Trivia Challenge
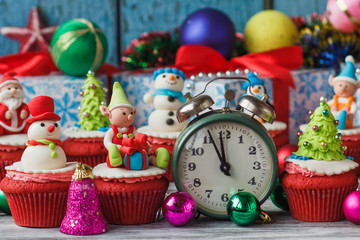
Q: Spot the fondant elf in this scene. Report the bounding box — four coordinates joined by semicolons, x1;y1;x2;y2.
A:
328;55;360;130
100;82;170;169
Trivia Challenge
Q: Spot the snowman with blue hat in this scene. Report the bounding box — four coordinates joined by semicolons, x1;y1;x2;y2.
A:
328;55;360;130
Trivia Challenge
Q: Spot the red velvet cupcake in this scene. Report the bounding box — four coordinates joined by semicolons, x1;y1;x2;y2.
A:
62;128;107;167
93;163;169;225
0;134;27;181
263;121;289;150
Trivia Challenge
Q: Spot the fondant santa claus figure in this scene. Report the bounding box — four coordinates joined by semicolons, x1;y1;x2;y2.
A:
0;72;29;135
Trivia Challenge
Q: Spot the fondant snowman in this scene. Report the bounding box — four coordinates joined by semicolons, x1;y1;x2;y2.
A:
21;96;67;170
143;67;187;132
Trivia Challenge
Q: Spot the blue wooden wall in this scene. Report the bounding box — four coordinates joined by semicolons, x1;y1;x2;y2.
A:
0;0;328;65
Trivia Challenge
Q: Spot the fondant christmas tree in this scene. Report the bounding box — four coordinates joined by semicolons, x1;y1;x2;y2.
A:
60;163;108;235
79;71;110;130
294;96;345;161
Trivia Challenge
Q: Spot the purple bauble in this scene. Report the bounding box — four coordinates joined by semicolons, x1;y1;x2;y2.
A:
180;8;235;59
344;191;360;224
162;192;197;227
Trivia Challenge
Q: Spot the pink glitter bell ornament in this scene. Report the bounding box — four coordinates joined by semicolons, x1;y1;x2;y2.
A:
60;163;108;235
343;190;360;224
162;192;197;227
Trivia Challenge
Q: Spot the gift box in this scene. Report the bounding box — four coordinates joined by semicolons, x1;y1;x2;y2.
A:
16;74;107;130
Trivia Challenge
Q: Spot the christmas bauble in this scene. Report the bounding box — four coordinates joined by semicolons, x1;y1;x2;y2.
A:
326;0;360;33
179;8;235;59
162;192;197;226
277;144;298;174
343;190;360;224
270;179;289;211
0;190;11;215
50;18;108;76
227;192;260;226
244;10;298;53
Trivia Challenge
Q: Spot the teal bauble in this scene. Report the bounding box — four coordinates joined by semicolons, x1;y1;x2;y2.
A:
0;190;11;215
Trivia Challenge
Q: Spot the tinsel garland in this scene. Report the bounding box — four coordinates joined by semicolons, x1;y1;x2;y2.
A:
294;13;360;70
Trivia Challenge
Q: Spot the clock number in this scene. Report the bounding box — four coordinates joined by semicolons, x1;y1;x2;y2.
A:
249;146;256;155
253;161;261;170
248;177;257;185
188;162;196;171
238;135;243;144
191;147;204;156
203;135;213;144
221;193;229;202
205;190;213;198
193;178;201;187
218;130;231;140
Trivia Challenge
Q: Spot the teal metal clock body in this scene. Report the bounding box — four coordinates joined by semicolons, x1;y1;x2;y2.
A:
172;109;278;219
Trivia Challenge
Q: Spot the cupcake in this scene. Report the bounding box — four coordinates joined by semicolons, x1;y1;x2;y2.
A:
138;68;188;180
62;71;109;167
0;134;28;181
0;96;77;227
281;97;358;222
263;121;289;150
93;163;169;225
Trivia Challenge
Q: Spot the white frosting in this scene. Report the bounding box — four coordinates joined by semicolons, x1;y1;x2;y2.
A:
299;124;360;135
0;134;28;146
286;157;359;175
21;145;67;170
263;121;287;131
137;125;180;139
5;161;77;173
93;163;166;179
62;127;106;138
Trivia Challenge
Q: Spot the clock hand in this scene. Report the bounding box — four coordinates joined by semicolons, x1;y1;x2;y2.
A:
219;131;231;176
207;130;231;176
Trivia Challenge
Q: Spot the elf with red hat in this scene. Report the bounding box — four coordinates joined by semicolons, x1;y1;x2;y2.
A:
0;72;30;135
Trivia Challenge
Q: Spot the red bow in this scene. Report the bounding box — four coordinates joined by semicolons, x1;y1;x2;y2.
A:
121;133;149;155
173;45;303;130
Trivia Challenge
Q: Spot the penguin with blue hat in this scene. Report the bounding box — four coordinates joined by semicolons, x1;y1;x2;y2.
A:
328;55;360;130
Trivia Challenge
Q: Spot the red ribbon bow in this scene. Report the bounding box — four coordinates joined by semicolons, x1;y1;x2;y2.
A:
173;45;303;129
121;133;149;170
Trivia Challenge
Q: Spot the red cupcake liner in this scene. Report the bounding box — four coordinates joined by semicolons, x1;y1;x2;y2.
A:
4;190;68;227
281;172;358;222
95;177;169;225
0;148;24;181
66;154;107;168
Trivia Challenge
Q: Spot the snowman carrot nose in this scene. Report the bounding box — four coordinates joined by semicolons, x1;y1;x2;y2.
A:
48;125;55;133
169;74;175;81
253;88;260;93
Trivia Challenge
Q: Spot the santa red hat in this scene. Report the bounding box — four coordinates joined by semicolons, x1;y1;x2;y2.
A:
27;96;61;124
0;72;22;89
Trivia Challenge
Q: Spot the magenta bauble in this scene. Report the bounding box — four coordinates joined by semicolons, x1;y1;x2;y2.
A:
326;0;360;33
162;192;197;227
344;190;360;224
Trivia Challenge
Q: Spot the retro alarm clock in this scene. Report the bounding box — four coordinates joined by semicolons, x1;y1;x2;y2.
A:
172;77;278;219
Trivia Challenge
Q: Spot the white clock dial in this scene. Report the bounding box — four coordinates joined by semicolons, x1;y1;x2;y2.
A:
176;121;275;217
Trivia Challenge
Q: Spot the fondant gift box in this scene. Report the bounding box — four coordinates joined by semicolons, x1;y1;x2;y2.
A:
111;67;360;144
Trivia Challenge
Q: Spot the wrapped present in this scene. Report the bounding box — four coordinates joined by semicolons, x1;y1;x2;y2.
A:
17;74;107;130
122;133;150;170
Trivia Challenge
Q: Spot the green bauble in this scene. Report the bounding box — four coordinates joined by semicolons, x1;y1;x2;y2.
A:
50;18;108;76
227;192;260;226
0;190;11;215
270;179;289;211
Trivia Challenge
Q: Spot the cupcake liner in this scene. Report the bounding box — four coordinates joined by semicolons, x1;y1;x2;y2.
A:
66;154;107;168
5;190;68;227
342;140;360;176
281;172;358;222
0;148;24;181
95;177;169;225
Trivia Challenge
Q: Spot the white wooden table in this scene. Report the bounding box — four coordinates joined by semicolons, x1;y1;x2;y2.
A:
1;183;360;239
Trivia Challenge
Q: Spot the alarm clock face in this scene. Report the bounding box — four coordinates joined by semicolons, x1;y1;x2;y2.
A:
173;114;277;219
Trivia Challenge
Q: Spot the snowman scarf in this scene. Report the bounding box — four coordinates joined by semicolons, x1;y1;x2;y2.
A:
153;89;186;103
26;139;62;159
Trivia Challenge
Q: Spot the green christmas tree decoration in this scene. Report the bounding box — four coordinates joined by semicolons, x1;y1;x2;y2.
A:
293;96;345;161
79;71;110;130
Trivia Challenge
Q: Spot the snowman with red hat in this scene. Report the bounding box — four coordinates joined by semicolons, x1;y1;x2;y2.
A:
0;72;30;135
21;96;67;170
